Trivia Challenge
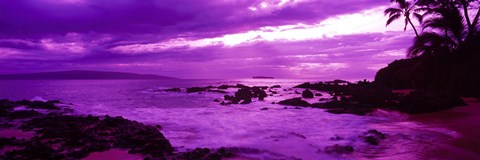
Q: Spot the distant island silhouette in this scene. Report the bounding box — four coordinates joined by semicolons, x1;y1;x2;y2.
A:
252;76;274;79
0;70;177;80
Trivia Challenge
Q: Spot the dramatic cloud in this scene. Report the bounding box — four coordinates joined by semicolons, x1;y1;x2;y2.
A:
0;0;416;79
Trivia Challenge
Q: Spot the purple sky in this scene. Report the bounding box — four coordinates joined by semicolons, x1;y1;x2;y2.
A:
0;0;416;79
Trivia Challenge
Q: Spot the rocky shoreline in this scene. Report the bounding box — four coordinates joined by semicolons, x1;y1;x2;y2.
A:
0;99;235;160
159;80;468;116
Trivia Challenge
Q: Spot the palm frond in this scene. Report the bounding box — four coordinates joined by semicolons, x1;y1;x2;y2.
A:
413;13;424;23
386;14;402;26
384;8;402;16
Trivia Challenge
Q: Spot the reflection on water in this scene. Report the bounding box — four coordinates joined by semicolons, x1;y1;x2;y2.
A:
0;79;460;159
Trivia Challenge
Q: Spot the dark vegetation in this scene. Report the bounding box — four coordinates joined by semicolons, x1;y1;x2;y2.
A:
379;0;480;97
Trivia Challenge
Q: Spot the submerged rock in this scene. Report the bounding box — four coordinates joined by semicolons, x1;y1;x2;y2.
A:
324;144;354;154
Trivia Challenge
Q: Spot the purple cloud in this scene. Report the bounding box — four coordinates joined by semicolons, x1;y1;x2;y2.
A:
0;0;415;79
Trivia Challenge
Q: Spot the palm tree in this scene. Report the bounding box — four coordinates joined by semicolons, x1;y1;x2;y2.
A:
407;32;456;57
385;0;423;37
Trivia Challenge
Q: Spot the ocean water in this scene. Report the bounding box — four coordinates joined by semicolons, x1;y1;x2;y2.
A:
0;79;460;159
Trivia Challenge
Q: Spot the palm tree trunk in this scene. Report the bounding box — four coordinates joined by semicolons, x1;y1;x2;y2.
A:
407;18;419;37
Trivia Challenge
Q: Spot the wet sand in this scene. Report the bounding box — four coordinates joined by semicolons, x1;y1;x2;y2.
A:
410;98;480;159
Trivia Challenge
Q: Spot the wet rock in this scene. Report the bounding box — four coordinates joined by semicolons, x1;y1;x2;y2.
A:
318;98;329;101
294;82;311;88
270;85;281;88
8;110;43;120
164;88;181;92
218;85;239;90
240;98;252;104
364;136;379;145
260;108;269;111
315;93;323;96
367;130;386;139
16;115;174;159
213;99;220;102
234;88;253;104
0;99;17;110
302;89;314;98
311;100;375;116
254;89;267;101
4;141;59;160
179;147;234;160
208;89;228;94
278;98;310;107
324;144;354;154
224;95;234;101
186;87;207;93
16;100;59;110
363;130;386;145
0;137;16;149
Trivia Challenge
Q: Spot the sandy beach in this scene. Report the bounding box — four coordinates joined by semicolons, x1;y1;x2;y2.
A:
410;98;480;159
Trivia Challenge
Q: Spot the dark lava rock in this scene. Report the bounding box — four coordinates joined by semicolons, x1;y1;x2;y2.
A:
251;88;267;101
363;129;386;145
397;91;465;114
311;100;375;116
208;89;228;94
294;82;311;88
186;87;207;93
8;110;43;120
4;141;60;160
224;95;234;101
233;88;253;104
294;91;301;94
367;130;386;139
260;108;269;111
213;99;221;102
16;100;59;110
324;144;354;154
278;98;310;107
179;147;234;160
364;136;379;145
302;89;314;98
164;88;181;92
270;85;281;88
0;99;17;110
0;137;16;149
315;93;323;96
14;115;174;159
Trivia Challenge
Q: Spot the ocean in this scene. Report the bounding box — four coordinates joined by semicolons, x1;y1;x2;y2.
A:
0;79;459;159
